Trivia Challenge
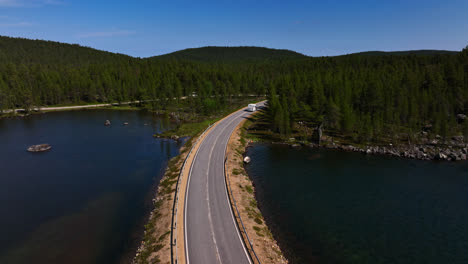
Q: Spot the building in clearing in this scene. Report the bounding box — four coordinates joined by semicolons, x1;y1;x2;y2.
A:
247;104;257;112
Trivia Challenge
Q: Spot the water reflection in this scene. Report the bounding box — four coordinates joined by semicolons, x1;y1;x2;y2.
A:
0;110;181;264
246;143;468;264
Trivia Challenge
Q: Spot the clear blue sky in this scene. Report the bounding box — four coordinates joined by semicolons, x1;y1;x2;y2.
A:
0;0;467;57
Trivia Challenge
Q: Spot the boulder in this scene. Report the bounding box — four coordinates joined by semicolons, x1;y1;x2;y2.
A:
436;152;448;160
448;152;459;160
27;144;52;152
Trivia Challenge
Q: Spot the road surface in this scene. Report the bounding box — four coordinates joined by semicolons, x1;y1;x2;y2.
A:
184;103;264;264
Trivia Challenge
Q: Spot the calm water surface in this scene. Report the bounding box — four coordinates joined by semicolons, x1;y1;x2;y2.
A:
0;110;181;264
245;143;468;264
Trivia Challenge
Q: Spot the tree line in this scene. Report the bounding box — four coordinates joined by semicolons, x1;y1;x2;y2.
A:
267;48;468;141
0;36;467;140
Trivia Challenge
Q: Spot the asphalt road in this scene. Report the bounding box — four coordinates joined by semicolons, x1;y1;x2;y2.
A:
184;103;264;264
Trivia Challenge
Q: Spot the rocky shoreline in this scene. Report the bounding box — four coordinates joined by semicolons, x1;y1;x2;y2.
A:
285;138;468;162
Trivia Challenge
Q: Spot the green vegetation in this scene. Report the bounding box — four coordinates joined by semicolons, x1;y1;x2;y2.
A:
157;96;262;137
162;118;219;137
349;50;459;57
254;217;263;225
154;46;306;63
1;35;467;145
0;36;267;114
267;47;468;143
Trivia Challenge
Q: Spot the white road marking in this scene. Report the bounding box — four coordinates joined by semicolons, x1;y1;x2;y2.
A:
222;111;253;264
184;107;258;264
205;127;225;264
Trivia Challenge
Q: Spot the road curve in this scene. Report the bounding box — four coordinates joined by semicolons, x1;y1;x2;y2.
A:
184;103;264;264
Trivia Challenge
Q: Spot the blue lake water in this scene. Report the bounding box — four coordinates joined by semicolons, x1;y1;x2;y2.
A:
245;143;468;264
0;110;181;264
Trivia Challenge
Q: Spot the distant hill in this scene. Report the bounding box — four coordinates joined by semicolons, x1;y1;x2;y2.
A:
152;46;308;63
347;50;459;57
0;36;132;66
0;36;459;65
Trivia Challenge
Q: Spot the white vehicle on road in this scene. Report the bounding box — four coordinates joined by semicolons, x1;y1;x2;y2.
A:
247;104;257;112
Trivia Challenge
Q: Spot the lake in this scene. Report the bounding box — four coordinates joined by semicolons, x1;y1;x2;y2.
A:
245;143;468;264
0;110;181;264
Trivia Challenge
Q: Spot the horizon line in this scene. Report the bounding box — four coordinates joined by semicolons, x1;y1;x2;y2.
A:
0;34;462;59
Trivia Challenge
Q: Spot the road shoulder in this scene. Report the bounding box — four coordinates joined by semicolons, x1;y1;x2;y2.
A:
225;113;288;264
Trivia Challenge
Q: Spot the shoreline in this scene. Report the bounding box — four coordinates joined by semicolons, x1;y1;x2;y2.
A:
259;139;468;162
236;109;468;263
244;109;467;162
0;104;144;119
133;115;221;264
133;135;195;264
1;101;145;115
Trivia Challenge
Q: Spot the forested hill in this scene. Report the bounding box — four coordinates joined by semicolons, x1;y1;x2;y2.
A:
348;50;459;57
1;35;467;143
0;36;132;66
152;46;307;63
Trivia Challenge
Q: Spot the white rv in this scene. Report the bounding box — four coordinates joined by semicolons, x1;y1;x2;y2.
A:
247;104;257;112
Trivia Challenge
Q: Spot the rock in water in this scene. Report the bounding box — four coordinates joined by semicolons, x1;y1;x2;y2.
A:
104;120;111;126
27;144;52;152
243;156;251;163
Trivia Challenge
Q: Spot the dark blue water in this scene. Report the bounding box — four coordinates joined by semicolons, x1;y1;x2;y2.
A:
245;143;468;264
0;110;180;264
